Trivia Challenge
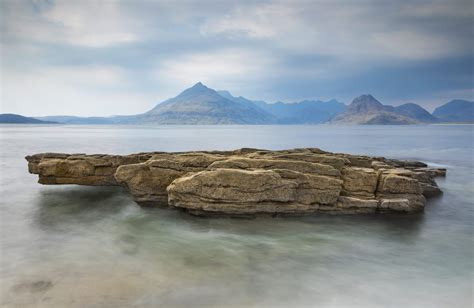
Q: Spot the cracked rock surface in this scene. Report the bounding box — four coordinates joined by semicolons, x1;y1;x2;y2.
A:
26;148;445;216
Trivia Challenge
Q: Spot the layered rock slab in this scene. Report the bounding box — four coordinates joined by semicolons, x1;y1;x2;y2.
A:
167;168;342;215
25;153;156;185
114;153;227;206
26;148;446;216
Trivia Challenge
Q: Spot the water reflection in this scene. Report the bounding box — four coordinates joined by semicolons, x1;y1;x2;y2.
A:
33;186;132;230
33;185;428;240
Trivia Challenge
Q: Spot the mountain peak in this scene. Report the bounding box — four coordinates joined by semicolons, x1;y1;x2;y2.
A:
348;94;384;113
193;81;205;88
359;94;375;99
352;94;379;104
187;81;209;91
175;82;215;98
143;82;276;124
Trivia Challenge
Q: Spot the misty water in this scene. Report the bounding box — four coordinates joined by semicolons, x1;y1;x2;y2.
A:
0;124;472;307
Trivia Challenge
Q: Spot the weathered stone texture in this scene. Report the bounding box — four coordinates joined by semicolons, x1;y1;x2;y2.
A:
26;148;445;216
341;167;378;198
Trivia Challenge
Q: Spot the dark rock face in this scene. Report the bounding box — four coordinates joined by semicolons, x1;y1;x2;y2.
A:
26;148;445;216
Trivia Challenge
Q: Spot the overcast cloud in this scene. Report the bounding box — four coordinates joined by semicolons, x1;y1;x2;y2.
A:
1;0;472;116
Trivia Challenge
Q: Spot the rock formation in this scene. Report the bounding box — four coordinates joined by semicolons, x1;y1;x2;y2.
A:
26;148;446;216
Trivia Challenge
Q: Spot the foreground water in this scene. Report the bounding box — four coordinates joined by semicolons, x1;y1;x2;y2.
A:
0;124;472;307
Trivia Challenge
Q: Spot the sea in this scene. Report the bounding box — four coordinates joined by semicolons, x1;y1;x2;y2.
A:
0;124;472;307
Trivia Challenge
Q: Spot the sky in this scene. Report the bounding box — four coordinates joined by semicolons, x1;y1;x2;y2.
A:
0;0;473;116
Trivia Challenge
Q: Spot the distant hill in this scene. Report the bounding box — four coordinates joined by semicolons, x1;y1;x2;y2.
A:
331;95;417;124
135;82;275;124
35;115;114;124
35;115;137;124
432;100;474;123
394;103;438;123
0;113;58;124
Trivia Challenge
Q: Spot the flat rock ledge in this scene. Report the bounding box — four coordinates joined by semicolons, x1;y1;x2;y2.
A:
26;148;446;216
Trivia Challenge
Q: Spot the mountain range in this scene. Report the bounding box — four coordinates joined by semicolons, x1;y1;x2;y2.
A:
2;82;473;125
218;90;346;124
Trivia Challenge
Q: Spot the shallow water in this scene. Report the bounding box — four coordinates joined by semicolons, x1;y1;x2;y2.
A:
0;124;472;307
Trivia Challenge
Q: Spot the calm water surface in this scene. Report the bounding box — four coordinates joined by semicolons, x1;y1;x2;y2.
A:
0;125;473;307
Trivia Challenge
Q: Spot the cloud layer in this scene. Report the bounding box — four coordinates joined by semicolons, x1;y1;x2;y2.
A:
1;0;472;115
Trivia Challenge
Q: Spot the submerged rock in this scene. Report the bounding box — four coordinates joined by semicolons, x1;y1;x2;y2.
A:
26;148;445;216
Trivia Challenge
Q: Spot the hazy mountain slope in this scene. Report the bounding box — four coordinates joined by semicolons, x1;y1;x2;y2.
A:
137;82;276;124
35;115;138;124
219;90;345;124
432;100;474;123
331;95;417;124
394;103;438;123
0;114;58;124
35;116;114;124
257;99;346;124
217;90;268;109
